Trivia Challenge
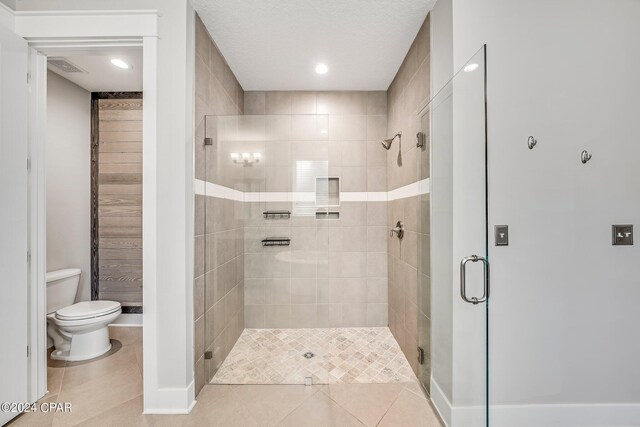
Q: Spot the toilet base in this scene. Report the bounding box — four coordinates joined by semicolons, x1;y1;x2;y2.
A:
47;310;120;362
50;325;112;362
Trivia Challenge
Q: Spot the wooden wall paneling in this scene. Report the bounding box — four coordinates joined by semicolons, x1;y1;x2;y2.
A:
91;92;143;310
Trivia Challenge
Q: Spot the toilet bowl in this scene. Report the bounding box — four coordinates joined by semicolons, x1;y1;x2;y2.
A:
46;269;122;362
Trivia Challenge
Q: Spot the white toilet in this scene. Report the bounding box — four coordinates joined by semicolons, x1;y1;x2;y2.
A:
46;268;122;362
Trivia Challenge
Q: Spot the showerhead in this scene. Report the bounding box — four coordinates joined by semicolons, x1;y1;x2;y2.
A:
381;132;402;150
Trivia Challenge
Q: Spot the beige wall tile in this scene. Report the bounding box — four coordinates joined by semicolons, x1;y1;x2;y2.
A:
329;115;367;140
367;91;388;115
245;305;265;328
265;91;293;114
265;114;293;140
290;304;318;327
330;166;367;192
244;278;265;305
367;140;388;166
264;278;291;304
367;166;387;192
329;226;367;252
292;91;317;114
195;315;205;362
342;303;368;327
244;91;265;115
367;226;388;253
329;140;366;166
367;115;387;141
329;252;367;278
367;252;388;278
195;274;205;319
291;278;317;304
367;278;388;303
265;304;291;328
330;278;367;304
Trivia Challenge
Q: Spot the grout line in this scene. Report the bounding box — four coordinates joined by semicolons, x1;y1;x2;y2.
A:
269;385;322;426
375;387;406;427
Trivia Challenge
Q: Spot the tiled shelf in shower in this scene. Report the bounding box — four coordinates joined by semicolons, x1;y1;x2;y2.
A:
315;211;340;220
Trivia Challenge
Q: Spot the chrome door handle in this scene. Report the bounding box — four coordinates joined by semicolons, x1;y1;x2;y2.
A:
460;255;489;304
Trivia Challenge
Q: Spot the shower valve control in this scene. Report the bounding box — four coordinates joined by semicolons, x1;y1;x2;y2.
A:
390;221;404;239
612;225;633;246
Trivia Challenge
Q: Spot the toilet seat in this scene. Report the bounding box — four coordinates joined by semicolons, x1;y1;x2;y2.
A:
55;301;121;321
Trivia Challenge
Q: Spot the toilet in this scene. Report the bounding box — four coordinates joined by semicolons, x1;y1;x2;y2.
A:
46;268;121;362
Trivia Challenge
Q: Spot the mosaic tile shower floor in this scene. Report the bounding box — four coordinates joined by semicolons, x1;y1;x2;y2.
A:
211;327;416;385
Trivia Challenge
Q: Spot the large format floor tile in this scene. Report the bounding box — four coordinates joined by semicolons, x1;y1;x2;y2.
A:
8;326;442;427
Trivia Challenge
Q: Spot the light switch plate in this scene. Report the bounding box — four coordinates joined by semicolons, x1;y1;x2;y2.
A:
495;225;509;246
612;224;633;245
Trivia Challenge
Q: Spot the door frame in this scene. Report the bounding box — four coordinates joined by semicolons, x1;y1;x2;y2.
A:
0;5;160;404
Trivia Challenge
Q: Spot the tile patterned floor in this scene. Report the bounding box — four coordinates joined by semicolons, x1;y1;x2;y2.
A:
9;326;443;427
211;327;416;385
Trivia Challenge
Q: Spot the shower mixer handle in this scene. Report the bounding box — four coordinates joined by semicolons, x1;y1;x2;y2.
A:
390;221;404;239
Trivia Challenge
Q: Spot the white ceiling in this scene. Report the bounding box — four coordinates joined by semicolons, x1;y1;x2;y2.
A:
191;0;435;91
47;50;143;93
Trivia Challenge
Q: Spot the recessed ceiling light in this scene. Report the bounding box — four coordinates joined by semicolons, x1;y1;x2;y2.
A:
110;58;130;69
464;63;479;72
315;63;328;75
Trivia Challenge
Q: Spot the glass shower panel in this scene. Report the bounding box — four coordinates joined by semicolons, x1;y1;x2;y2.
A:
204;114;333;385
420;45;489;426
203;114;252;383
417;108;432;393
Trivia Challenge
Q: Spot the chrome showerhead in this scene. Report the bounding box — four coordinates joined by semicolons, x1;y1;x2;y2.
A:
381;132;402;150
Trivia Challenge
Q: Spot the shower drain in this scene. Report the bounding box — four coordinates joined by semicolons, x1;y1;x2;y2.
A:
303;351;315;359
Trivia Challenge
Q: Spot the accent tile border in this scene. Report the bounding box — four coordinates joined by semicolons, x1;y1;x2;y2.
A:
194;178;429;202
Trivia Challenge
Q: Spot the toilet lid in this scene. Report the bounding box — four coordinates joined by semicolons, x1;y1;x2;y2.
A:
56;301;121;321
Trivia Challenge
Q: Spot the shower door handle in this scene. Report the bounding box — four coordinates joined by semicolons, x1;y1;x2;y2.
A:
459;255;489;304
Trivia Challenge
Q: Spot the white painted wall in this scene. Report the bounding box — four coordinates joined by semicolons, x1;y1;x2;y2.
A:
451;0;640;424
429;0;452;96
46;70;91;303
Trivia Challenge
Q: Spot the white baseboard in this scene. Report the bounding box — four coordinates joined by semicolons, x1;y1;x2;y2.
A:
490;402;640;427
143;380;196;415
430;377;640;427
430;378;452;427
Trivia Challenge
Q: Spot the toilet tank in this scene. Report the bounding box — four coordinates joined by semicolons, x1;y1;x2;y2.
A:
46;268;81;314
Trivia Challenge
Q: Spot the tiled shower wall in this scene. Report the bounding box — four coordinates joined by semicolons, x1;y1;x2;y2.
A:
194;15;245;395
386;15;431;375
242;91;389;329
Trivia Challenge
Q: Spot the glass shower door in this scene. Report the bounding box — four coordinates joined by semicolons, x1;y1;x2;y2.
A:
420;46;489;426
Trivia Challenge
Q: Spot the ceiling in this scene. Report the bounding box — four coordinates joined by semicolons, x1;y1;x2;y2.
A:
191;0;435;91
47;50;143;93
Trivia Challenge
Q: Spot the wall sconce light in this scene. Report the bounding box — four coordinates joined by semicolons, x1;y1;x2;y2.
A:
231;152;261;166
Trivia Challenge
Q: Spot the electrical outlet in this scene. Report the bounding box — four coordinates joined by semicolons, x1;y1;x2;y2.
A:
612;225;633;246
495;225;509;246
